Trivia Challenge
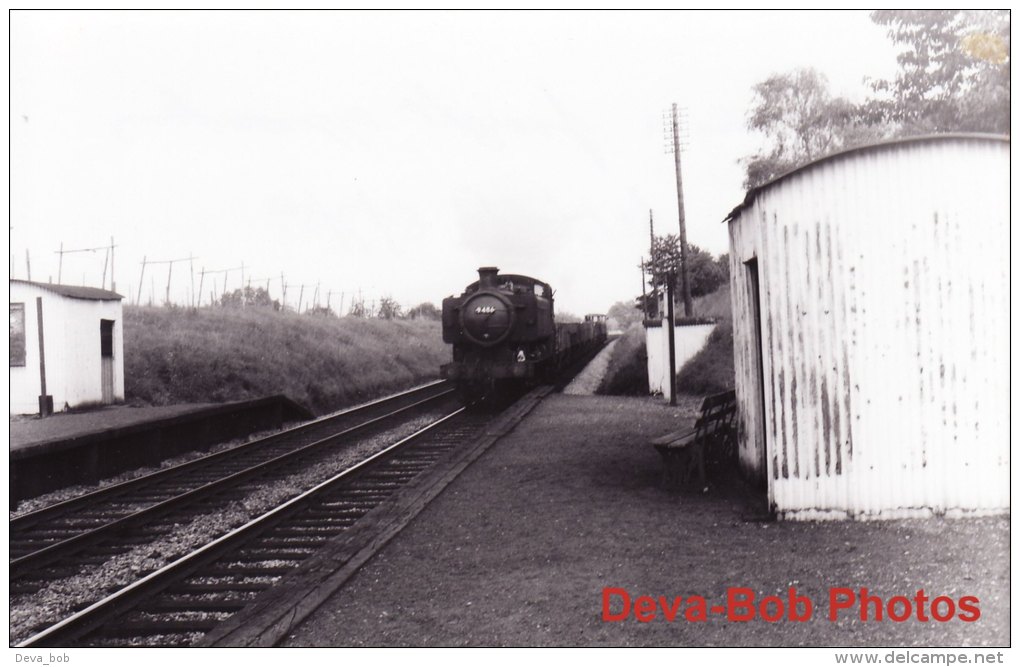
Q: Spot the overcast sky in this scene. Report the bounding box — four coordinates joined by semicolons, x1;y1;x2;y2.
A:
10;10;901;315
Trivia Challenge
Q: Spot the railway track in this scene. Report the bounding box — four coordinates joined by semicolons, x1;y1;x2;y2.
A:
10;382;455;596
17;407;492;647
12;347;605;647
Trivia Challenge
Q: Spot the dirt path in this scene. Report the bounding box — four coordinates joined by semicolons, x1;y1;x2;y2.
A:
563;339;618;395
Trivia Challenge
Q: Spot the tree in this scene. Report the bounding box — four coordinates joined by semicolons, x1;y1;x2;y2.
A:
742;68;882;188
607;301;643;330
646;234;683;289
686;245;728;298
377;296;402;320
740;12;1010;190
219;286;280;310
643;236;728;317
866;10;1009;134
716;253;730;283
348;299;368;318
408;302;441;320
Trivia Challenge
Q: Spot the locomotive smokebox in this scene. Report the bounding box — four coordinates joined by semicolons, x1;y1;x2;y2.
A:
477;266;499;289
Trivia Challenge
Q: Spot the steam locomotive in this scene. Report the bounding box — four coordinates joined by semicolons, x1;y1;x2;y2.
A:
441;267;607;401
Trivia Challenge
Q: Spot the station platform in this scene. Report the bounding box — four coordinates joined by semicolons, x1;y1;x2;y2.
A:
10;396;312;503
11;403;217;452
282;393;1009;647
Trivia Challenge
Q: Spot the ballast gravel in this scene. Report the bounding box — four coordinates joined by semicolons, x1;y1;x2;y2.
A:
9;412;445;645
10;425;293;519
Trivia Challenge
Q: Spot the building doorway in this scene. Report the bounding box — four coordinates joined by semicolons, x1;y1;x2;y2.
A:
100;319;114;404
745;259;768;490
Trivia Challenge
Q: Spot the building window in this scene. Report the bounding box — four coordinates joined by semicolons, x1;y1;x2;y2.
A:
10;303;26;367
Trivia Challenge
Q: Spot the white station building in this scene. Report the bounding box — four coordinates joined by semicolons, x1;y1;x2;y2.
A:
10;280;125;415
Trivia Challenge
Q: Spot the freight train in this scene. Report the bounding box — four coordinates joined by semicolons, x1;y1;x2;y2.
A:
441;267;607;401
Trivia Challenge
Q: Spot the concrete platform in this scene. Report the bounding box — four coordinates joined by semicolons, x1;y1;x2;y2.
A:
10;396;312;502
281;393;1009;648
10;403;218;452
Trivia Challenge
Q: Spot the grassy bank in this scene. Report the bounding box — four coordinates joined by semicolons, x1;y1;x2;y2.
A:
595;324;648;395
675;285;734;394
675;319;735;394
597;285;735;396
124;306;449;415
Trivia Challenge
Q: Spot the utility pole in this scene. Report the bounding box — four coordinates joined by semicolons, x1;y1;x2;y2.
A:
137;256;147;306
101;247;109;289
55;241;118;289
649;208;656;252
25;249;31;281
110;236;116;292
666;269;677;406
197;265;241;306
141;256;195;306
648;209;657;318
670;103;693;316
165;262;173;305
639;258;648;320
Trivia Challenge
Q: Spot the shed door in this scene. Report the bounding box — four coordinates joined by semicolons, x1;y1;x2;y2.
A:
100;319;114;404
745;259;768;489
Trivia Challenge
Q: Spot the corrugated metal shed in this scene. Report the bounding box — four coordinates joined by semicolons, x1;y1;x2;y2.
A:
726;134;1008;519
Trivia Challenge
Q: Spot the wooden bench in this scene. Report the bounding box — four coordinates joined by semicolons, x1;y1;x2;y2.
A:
651;389;737;489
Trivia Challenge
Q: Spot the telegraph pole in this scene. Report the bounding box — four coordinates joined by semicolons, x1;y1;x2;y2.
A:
666;269;677;406
55;241;117;287
137;256;147;306
639;258;648;320
648;209;657;317
101;248;109;289
671;103;693;316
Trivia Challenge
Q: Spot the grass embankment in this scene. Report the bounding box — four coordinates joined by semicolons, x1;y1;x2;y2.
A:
596;324;649;395
675;320;734;395
597;285;734;396
124;306;449;415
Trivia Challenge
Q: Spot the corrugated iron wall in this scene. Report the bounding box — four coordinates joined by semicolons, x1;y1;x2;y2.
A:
728;136;1009;519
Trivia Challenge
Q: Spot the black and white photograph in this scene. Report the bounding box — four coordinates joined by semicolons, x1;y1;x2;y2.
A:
7;9;1010;658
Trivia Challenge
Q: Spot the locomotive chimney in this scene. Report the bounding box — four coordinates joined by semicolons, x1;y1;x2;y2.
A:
477;266;499;289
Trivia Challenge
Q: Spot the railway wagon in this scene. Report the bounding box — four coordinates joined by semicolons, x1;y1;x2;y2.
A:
441;267;605;400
